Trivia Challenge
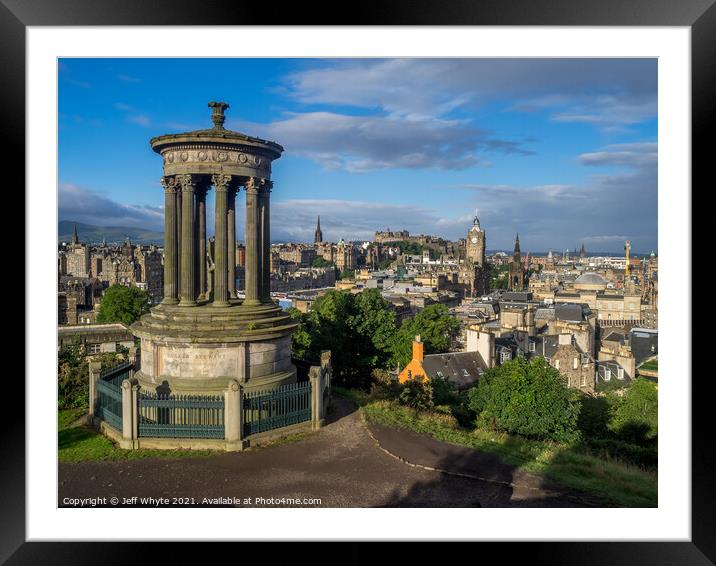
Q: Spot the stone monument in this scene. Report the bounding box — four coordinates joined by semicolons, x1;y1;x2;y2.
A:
131;102;298;394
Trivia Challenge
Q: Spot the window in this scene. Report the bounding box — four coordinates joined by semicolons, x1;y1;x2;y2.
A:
604;368;611;381
580;374;586;387
554;359;560;370
618;368;624;380
573;357;578;369
529;341;535;352
88;343;101;354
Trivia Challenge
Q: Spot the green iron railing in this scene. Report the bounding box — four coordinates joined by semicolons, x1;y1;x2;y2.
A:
243;381;312;436
96;378;122;431
137;391;225;439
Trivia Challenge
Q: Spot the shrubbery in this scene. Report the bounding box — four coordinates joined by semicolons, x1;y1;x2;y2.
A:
58;342;127;409
397;377;434;410
577;378;658;468
468;357;581;443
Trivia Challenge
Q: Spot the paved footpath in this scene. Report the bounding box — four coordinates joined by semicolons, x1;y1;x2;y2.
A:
59;397;596;508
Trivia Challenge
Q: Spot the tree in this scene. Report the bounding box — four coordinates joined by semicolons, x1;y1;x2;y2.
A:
390;303;461;369
96;285;152;325
377;258;394;270
288;289;397;389
353;289;398;370
608;378;658;444
488;262;509;290
468;357;581;443
312;257;334;268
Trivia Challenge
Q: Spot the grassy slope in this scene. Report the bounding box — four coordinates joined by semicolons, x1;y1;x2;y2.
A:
334;387;657;508
58;409;214;462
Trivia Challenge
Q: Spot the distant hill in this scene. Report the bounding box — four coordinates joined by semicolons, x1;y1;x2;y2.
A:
58;221;163;245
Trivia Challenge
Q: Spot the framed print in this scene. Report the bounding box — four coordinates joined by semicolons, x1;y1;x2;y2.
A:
6;0;708;562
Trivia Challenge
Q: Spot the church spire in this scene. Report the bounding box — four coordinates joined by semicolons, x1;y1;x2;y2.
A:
71;224;79;245
314;215;323;244
513;233;521;256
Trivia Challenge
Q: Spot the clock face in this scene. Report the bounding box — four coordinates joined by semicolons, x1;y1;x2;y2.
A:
471;237;478;244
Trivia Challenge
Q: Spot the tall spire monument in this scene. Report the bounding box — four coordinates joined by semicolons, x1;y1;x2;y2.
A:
314;215;323;244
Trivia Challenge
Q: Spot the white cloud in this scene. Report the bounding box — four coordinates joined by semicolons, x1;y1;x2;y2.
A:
59;183;163;230
236;111;531;172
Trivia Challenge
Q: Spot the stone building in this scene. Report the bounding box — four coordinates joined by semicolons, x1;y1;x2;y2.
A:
457;217;489;298
65;225;90;278
335;238;357;272
276;243;317;267
58;322;135;353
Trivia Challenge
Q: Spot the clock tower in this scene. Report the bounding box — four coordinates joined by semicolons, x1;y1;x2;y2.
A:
466;216;486;267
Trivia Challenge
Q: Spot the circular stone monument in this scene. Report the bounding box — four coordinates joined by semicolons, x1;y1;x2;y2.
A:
131;102;298;394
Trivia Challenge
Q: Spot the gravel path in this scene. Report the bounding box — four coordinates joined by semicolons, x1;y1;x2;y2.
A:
59;397;592;508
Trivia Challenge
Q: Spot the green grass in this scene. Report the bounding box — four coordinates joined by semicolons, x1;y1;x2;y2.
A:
639;359;658;371
337;392;657;508
58;409;216;462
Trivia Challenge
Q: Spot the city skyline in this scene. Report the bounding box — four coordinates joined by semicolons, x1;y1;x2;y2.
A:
59;58;658;252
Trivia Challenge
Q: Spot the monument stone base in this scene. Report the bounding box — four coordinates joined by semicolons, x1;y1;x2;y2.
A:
131;301;298;395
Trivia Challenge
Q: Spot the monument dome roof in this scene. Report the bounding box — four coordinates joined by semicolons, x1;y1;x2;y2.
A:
575;272;607;285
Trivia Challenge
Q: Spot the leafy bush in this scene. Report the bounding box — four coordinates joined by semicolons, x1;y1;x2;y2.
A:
468;357;581;443
608;378;658;443
429;377;459;406
397;377;434;411
369;369;402;401
58;343;127;409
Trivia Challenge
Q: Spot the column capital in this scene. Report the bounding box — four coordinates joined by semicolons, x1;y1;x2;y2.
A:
245;176;269;194
161;176;178;194
212;173;234;192
176;173;199;193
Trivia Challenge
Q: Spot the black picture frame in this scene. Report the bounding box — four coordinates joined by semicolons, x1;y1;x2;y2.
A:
5;0;705;562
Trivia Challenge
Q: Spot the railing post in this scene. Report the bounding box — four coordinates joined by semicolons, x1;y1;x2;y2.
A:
309;366;324;430
88;361;102;419
131;381;140;449
121;379;134;449
224;380;244;451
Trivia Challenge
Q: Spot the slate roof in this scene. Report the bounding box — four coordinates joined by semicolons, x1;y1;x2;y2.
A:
554;303;584;322
630;328;658;364
422;351;487;390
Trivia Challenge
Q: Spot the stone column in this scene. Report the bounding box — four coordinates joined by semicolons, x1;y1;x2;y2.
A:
197;185;207;300
161;176;179;305
244;177;261;306
212;174;232;307
177;174;197;306
258;180;273;303
176;188;182;292
227;186;237;299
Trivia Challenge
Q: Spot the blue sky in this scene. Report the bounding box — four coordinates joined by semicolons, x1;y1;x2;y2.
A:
58;58;657;253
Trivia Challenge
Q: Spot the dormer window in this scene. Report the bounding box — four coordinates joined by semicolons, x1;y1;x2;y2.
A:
604;368;611;381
